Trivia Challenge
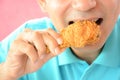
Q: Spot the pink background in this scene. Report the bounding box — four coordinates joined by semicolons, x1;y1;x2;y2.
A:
0;0;46;41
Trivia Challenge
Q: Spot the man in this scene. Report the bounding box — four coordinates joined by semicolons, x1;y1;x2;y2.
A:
0;0;120;80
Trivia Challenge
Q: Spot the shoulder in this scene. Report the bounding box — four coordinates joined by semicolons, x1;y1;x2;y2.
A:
0;17;55;60
115;15;120;27
24;17;55;30
114;15;120;35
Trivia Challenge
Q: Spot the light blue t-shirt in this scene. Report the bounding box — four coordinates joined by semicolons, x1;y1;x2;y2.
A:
0;16;120;80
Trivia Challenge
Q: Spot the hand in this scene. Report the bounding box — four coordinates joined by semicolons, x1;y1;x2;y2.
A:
3;28;64;79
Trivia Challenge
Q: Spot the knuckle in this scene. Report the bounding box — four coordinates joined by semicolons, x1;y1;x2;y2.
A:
47;28;52;32
43;31;49;36
38;49;46;54
13;39;21;44
33;31;40;37
25;44;34;53
11;39;21;48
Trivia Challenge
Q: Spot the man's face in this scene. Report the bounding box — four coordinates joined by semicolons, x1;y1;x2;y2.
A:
40;0;120;51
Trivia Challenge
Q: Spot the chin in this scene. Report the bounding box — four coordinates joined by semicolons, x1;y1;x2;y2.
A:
71;39;105;53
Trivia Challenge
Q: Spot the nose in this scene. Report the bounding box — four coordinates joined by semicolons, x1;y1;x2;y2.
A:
72;0;96;11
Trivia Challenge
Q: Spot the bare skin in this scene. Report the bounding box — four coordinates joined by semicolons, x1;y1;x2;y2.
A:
0;0;120;79
0;28;64;79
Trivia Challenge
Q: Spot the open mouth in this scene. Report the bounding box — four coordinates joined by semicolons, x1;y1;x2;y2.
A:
95;18;103;25
68;18;103;25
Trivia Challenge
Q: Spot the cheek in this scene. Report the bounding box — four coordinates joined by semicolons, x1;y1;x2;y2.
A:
105;0;119;15
103;0;119;28
46;1;66;16
98;1;120;47
46;0;71;19
46;2;64;24
46;1;70;31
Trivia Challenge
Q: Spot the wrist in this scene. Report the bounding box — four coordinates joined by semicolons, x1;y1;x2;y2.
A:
0;63;18;80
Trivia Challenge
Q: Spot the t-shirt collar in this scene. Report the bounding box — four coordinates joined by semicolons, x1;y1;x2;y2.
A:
58;48;82;66
57;16;120;67
57;22;120;68
93;25;120;67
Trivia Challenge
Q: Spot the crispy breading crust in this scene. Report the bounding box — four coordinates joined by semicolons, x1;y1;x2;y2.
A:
47;20;101;53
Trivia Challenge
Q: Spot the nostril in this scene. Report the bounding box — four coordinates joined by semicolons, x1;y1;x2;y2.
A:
68;21;74;25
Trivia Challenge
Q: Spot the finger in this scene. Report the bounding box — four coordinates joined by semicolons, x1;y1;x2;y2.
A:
46;28;63;44
29;31;46;56
54;46;66;54
42;32;59;54
17;28;33;42
34;50;57;68
18;28;46;57
11;39;38;63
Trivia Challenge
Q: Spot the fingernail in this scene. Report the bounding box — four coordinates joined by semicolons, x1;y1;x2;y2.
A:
57;38;63;44
55;47;60;55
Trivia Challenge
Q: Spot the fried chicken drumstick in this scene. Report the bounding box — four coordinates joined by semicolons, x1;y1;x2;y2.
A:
47;20;101;53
